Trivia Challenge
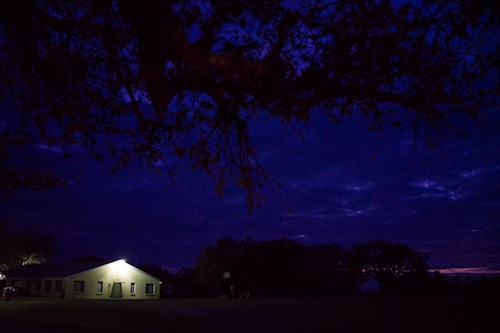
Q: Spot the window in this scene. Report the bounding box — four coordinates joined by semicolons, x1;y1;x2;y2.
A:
55;280;63;292
73;280;85;293
145;283;155;295
35;280;41;292
97;281;103;294
45;280;52;292
130;283;136;295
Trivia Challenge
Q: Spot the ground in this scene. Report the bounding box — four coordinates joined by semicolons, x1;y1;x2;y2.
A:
0;296;498;332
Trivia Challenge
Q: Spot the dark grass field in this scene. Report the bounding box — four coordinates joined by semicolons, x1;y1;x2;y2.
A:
0;296;499;333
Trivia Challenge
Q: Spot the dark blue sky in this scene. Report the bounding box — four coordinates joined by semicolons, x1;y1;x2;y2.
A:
1;109;499;273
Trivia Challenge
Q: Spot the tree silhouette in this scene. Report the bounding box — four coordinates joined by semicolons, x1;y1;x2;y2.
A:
344;240;430;294
1;0;498;209
195;237;346;297
0;227;56;271
195;237;249;295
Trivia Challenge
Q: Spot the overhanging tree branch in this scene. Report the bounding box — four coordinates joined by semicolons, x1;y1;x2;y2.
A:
0;0;498;211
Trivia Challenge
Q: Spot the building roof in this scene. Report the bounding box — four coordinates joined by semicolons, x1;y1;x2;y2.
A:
4;259;161;281
5;261;108;279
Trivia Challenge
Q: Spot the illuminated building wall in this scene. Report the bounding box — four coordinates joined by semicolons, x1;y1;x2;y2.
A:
5;259;161;300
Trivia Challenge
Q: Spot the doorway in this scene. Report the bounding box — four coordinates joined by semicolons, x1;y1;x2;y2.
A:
110;282;123;298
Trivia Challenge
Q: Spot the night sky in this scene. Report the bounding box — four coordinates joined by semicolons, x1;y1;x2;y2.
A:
2;107;499;274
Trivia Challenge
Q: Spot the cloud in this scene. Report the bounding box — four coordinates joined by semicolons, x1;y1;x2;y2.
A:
2;107;499;272
37;144;63;153
434;267;500;275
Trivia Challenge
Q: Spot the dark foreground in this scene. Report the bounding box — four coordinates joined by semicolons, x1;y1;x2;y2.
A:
0;296;498;333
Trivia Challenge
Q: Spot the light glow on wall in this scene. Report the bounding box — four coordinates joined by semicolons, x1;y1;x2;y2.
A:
106;259;131;282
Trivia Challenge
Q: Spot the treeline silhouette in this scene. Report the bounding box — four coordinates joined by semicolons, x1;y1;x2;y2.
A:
140;237;500;298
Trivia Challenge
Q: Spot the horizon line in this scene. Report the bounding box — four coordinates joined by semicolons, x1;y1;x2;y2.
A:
431;267;500;276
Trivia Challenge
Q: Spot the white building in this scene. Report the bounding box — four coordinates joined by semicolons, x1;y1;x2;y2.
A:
4;259;161;299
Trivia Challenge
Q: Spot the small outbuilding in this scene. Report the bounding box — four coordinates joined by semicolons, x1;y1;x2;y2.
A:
4;259;161;299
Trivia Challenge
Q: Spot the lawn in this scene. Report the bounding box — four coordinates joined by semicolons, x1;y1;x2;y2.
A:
0;296;498;333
